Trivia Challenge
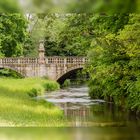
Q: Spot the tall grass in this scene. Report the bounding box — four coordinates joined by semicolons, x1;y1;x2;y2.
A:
0;78;60;97
0;78;65;126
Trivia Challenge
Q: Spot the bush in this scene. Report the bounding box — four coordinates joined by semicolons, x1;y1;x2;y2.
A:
27;85;45;97
62;79;71;88
43;82;60;91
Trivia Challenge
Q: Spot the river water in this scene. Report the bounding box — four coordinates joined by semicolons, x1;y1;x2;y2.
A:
43;86;140;139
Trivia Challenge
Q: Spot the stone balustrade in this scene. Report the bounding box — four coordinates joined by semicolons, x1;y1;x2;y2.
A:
0;57;88;65
46;57;88;64
0;58;39;64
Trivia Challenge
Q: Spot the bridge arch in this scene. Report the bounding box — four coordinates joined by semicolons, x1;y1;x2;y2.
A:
56;66;84;84
0;66;25;78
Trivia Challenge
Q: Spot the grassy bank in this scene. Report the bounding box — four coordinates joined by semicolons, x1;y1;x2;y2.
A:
0;78;65;126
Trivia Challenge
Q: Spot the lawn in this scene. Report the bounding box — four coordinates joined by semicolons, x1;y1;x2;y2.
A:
0;78;65;126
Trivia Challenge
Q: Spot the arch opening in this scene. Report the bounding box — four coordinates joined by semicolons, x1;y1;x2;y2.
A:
57;68;89;85
0;67;24;78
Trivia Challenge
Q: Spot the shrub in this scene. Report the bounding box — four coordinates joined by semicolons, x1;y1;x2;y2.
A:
62;79;71;88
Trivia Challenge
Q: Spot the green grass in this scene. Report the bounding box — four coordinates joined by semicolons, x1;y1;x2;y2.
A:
0;78;65;127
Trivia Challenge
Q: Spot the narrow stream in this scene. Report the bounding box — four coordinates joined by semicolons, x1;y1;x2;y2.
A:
44;86;140;127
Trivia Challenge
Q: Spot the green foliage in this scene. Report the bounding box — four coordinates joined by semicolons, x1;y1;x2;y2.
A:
26;13;127;57
23;0;139;13
88;14;140;112
27;85;45;97
0;14;29;57
55;14;93;56
62;79;71;88
23;35;35;57
43;81;60;92
29;14;94;56
0;0;20;13
65;0;139;13
30;13;130;57
0;68;23;78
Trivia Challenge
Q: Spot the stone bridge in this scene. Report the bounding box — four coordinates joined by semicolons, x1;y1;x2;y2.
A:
0;42;88;83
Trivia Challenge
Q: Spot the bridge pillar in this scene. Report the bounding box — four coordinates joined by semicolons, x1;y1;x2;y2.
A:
38;40;47;77
38;40;45;64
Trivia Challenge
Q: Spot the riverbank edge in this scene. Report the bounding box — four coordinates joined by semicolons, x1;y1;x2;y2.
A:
89;87;140;117
0;78;66;126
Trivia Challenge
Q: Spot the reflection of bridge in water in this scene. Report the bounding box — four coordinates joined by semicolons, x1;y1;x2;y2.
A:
0;41;88;83
60;103;92;126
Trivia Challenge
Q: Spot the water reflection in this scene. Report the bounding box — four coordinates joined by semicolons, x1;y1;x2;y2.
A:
44;86;140;127
0;127;140;140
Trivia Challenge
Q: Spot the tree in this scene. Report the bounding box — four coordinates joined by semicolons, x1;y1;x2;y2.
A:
29;14;92;57
88;14;140;111
0;14;28;57
44;14;94;56
0;0;20;13
67;0;138;13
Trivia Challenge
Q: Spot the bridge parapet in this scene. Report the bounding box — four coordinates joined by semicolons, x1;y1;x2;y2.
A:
0;57;88;65
46;57;88;64
0;58;39;65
